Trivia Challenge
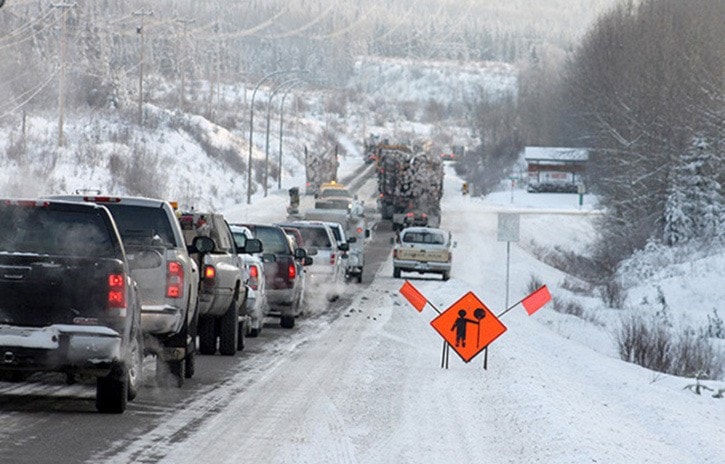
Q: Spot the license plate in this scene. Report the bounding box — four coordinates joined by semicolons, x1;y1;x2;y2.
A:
415;262;430;270
0;325;60;349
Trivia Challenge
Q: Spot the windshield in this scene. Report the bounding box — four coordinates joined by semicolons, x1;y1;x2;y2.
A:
250;226;290;254
103;204;176;248
402;231;445;245
0;206;116;257
295;226;332;248
320;189;352;199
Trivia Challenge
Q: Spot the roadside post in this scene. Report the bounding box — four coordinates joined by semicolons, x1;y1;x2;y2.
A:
577;182;586;208
496;212;519;369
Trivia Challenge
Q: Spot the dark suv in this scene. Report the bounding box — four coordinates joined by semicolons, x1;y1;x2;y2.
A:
236;224;307;329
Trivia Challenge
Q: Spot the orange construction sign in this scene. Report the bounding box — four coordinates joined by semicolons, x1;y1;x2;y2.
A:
430;291;506;363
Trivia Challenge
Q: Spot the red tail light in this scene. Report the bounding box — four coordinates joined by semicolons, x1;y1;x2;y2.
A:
393;249;398;259
203;265;217;286
166;261;184;298
4;200;49;207
83;196;121;203
288;263;296;279
330;253;336;265
108;273;127;317
406;212;413;217
356;227;363;234
249;265;259;290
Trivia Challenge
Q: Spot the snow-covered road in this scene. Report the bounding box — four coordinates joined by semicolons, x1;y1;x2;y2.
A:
106;167;724;463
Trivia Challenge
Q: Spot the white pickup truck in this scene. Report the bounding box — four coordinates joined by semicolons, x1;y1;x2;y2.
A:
392;226;454;281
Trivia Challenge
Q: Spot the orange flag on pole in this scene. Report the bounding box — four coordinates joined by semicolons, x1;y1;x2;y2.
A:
399;280;428;312
521;285;551;315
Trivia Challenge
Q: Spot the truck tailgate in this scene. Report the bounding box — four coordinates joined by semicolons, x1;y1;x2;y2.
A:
397;247;449;262
0;255;125;327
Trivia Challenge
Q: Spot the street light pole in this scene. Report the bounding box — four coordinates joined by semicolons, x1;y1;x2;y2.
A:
265;78;301;197
278;82;302;190
247;69;304;205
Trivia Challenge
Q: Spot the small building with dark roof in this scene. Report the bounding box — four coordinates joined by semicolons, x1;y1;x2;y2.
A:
524;147;589;193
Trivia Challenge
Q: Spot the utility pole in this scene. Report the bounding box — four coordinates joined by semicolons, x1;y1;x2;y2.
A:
134;9;153;126
52;3;74;147
176;18;195;107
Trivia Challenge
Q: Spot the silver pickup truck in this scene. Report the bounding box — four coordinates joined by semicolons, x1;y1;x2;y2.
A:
179;212;258;355
50;195;200;386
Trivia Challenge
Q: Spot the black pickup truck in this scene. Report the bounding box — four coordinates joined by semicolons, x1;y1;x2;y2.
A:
0;199;143;413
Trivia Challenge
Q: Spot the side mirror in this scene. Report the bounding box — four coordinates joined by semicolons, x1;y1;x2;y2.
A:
347;237;357;243
192;236;215;254
294;247;307;259
338;242;349;251
303;257;314;266
240;238;263;254
365;229;371;238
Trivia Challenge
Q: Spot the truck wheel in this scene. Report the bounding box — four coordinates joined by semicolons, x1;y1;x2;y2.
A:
219;300;239;356
198;316;217;355
96;365;128;414
167;359;184;387
442;271;450;281
357;269;363;283
248;327;260;337
393;267;401;278
280;315;295;329
126;331;143;401
184;310;197;379
236;319;246;351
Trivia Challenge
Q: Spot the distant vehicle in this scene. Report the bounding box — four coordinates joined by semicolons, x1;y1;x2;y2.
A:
376;145;444;231
440;152;456;161
393;226;454;281
236;224;307;329
178;212;248;355
0;199;143;413
276;220;347;300
49;195;199;386
229;225;268;338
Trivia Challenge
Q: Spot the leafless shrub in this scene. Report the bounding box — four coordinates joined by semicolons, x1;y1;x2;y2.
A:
124;146;167;198
560;276;592;295
615;313;724;379
551;296;584;318
527;274;543;293
599;277;626;309
5;134;26;163
325;94;347;117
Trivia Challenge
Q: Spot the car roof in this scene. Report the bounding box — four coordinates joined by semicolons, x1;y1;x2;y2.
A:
48;194;170;208
401;226;447;234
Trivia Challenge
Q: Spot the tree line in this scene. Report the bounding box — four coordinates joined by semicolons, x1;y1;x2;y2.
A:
461;0;723;271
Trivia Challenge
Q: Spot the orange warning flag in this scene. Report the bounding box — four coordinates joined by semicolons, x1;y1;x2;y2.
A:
521;285;551;315
399;281;428;312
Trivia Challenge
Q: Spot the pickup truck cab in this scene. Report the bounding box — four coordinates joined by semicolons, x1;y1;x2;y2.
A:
393;226;454;281
0;199;143;413
49;195;199;386
179;212;246;355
